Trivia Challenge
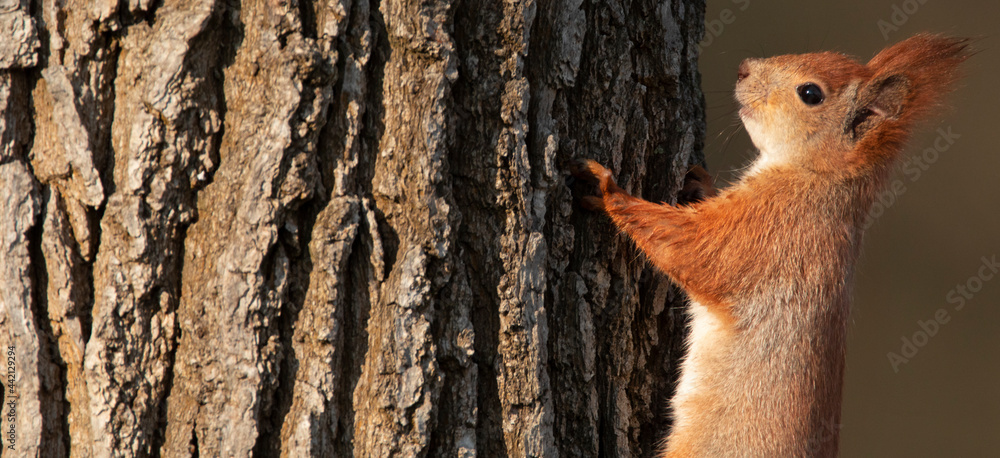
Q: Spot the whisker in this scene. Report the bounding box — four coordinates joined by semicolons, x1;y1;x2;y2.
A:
719;124;743;157
708;106;741;124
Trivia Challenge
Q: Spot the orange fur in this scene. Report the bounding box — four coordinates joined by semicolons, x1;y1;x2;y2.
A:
573;34;969;456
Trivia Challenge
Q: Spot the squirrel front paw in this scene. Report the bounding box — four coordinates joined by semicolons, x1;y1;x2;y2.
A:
679;165;718;205
570;159;622;211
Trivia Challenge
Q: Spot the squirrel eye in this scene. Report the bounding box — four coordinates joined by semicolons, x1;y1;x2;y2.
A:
796;83;825;105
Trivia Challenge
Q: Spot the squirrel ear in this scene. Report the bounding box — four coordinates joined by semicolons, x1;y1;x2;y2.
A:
861;75;910;118
847;34;969;140
846;74;910;140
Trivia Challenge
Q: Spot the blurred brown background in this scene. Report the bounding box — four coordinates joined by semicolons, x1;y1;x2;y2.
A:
698;0;1000;455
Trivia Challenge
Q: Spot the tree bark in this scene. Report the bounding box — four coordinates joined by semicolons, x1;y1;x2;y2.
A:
0;0;706;456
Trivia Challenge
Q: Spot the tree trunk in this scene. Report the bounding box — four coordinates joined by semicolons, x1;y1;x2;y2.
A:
0;0;706;456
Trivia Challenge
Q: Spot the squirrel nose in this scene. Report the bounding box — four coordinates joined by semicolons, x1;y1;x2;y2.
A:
737;60;751;82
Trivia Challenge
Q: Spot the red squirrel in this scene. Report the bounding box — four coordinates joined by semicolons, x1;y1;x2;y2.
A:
573;34;969;456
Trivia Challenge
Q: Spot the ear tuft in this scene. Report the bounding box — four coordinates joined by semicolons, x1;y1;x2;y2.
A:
865;33;971;125
845;34;970;167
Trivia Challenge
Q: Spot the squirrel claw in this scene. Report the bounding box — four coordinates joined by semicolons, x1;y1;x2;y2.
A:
570;159;618;196
570;159;604;183
570;159;612;211
571;159;619;211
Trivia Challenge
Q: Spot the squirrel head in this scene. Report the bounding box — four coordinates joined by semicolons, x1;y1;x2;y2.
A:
736;34;970;176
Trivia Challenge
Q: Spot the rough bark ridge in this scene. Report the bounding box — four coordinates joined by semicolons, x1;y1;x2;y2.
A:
0;0;706;456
